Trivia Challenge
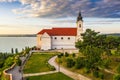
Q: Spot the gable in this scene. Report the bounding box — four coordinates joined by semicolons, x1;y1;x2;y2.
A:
41;32;50;38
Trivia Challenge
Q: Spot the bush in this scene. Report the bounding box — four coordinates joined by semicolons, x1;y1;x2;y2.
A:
47;64;55;71
116;64;120;74
60;53;64;56
84;68;90;74
102;59;111;68
98;72;104;79
75;57;84;69
17;58;22;66
72;53;76;57
113;74;120;80
57;54;62;58
66;58;75;68
3;57;14;67
65;52;69;57
93;71;99;78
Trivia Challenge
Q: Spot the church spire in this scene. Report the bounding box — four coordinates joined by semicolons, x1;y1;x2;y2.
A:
77;11;83;22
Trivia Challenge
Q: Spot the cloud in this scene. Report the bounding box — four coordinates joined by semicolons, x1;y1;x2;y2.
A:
1;0;120;18
0;0;17;2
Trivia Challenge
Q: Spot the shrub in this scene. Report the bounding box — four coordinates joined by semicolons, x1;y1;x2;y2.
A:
17;58;22;66
75;57;84;69
84;68;90;74
57;54;62;58
113;74;120;80
3;57;14;67
66;58;75;68
93;71;99;78
65;52;69;57
98;72;104;79
60;53;64;56
116;64;120;74
72;53;76;57
102;59;111;68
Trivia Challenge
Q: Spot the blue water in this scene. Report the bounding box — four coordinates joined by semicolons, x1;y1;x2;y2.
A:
0;37;36;53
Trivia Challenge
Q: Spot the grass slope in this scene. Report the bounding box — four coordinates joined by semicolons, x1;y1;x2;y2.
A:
26;72;73;80
23;53;54;73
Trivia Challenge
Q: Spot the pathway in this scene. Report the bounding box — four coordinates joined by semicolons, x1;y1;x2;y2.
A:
23;71;58;77
7;66;22;80
49;56;91;80
7;53;30;80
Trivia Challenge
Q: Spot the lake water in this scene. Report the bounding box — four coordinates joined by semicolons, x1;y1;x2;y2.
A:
0;37;36;53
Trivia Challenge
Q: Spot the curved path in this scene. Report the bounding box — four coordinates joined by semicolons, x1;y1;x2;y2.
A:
48;56;91;80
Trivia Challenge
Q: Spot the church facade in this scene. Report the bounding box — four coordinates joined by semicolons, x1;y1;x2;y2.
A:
37;12;83;50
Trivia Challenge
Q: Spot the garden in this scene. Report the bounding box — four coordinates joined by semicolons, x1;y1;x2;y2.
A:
57;29;120;80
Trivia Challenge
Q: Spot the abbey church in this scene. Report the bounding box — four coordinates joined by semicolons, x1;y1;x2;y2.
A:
37;12;83;50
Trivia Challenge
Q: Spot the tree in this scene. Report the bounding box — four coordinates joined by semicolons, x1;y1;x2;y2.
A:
116;64;120;74
66;58;75;68
11;48;14;54
75;57;84;69
15;48;18;54
65;52;69;57
113;74;120;80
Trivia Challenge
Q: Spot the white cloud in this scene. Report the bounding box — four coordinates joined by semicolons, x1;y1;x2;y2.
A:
0;0;17;2
0;0;120;18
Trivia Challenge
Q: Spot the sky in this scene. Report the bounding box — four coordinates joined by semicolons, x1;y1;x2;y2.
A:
0;0;120;34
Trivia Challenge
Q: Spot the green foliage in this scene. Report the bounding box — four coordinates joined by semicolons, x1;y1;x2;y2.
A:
57;54;62;58
60;53;64;56
102;59;111;68
75;57;84;69
57;53;64;58
0;61;4;68
116;64;120;74
84;68;90;74
3;57;14;68
16;58;22;66
113;74;120;80
66;58;75;68
11;48;14;54
15;48;18;54
65;52;69;57
72;53;76;57
93;71;99;78
98;72;104;79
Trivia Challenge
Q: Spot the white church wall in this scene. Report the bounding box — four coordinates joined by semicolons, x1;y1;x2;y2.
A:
37;34;42;48
51;36;76;49
41;33;51;50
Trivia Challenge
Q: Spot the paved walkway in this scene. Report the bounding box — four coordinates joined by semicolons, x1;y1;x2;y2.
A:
7;66;22;80
48;56;91;80
23;71;58;77
7;54;29;80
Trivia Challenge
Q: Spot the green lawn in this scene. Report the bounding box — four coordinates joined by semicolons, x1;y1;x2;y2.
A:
26;72;73;80
23;53;55;73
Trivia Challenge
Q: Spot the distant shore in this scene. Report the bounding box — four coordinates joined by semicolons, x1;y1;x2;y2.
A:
0;34;36;37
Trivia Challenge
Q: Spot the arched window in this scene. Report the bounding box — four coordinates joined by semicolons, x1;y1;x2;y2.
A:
79;24;81;28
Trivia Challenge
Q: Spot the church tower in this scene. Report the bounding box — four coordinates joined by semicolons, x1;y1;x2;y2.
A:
76;12;83;41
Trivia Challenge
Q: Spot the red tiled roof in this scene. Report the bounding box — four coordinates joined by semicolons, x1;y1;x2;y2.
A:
37;28;77;36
